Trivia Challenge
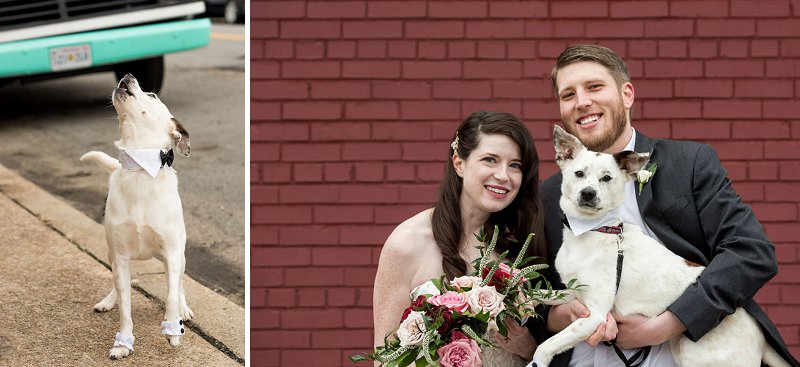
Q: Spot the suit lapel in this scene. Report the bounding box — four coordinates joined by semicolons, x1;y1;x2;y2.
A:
634;131;706;264
634;132;671;244
634;131;655;210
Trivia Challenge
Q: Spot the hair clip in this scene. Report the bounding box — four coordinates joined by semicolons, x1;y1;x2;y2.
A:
450;135;459;152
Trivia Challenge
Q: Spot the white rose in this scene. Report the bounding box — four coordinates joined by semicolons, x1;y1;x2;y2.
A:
467;285;505;317
637;169;652;183
410;281;441;301
397;311;427;346
450;276;483;290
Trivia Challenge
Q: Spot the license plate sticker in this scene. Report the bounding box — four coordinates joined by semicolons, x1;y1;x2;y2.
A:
50;44;92;71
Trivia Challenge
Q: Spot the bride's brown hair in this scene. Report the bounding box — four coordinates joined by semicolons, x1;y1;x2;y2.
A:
432;110;546;279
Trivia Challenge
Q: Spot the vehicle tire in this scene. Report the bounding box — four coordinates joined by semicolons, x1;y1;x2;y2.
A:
113;56;164;93
224;0;243;24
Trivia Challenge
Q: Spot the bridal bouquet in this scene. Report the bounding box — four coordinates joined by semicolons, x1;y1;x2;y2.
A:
350;226;579;367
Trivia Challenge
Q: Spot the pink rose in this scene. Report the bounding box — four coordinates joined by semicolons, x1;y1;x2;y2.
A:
428;291;470;313
467;285;505;317
437;332;482;367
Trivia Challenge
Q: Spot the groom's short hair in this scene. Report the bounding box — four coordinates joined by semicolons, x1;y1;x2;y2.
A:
550;44;631;95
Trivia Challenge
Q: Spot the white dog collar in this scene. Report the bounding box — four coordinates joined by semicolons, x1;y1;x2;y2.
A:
564;207;623;236
161;317;185;336
119;149;177;178
113;332;135;351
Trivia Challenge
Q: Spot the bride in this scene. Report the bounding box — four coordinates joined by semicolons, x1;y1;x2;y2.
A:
372;111;548;366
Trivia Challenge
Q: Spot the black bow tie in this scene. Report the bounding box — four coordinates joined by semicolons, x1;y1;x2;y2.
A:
160;149;174;167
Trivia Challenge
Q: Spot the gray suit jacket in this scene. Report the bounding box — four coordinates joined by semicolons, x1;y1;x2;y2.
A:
538;131;798;366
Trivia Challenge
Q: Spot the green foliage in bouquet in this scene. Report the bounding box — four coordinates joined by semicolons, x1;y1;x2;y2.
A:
472;226;582;339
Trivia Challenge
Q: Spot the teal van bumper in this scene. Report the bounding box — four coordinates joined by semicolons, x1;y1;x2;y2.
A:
0;18;211;78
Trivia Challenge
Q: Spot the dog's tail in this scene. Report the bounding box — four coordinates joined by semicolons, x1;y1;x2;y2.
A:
763;343;791;367
80;151;120;173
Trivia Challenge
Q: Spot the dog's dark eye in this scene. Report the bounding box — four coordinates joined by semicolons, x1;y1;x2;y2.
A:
601;175;612;182
575;171;584;178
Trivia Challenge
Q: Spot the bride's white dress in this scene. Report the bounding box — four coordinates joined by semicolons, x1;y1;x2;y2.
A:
411;281;528;367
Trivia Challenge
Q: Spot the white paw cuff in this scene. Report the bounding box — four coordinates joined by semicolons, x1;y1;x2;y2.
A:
114;332;135;351
161;317;185;336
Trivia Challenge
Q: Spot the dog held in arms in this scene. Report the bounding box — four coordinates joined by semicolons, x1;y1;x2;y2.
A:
81;74;193;359
529;126;786;367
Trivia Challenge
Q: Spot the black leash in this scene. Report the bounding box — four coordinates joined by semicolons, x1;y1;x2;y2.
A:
589;222;625;295
563;215;653;367
603;339;652;367
597;222;652;367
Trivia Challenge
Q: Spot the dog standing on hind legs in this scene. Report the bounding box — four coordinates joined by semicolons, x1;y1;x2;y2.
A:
528;126;788;367
81;74;194;359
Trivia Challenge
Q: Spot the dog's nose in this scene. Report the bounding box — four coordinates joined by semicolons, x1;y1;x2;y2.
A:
119;73;136;86
580;188;596;201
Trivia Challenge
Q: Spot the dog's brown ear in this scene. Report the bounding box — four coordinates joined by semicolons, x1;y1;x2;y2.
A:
553;125;584;168
614;151;649;179
171;118;191;157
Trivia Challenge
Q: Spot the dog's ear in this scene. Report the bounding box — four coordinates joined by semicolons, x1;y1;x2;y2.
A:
614;151;650;179
553;125;584;167
170;118;191;157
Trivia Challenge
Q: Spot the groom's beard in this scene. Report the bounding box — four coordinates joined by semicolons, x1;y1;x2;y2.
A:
565;96;628;153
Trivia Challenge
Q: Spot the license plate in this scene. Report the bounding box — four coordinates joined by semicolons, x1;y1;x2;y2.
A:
50;44;92;71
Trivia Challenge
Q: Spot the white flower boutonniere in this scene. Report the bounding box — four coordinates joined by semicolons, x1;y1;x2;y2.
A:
637;163;657;196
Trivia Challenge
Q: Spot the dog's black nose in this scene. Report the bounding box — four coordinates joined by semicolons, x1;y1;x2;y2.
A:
580;188;596;201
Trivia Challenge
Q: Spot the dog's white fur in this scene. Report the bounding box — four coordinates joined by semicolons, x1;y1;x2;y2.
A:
81;74;193;360
530;126;786;367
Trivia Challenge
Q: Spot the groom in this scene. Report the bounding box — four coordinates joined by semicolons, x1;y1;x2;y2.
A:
536;44;798;367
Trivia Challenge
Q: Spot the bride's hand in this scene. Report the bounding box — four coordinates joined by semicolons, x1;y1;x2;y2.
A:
493;317;537;362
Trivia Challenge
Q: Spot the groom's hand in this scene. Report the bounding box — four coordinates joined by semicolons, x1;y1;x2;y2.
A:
614;311;685;349
546;300;588;332
547;300;617;346
587;313;618;347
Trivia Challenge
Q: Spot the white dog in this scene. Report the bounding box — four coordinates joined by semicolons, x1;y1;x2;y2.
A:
529;126;786;367
81;74;193;359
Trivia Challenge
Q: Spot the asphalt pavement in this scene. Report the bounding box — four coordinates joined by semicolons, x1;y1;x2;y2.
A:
0;162;245;366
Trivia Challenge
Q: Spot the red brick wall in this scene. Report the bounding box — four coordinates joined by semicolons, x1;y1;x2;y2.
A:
250;1;800;365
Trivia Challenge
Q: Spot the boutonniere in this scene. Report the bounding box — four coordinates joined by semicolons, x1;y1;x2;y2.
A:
636;163;657;196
